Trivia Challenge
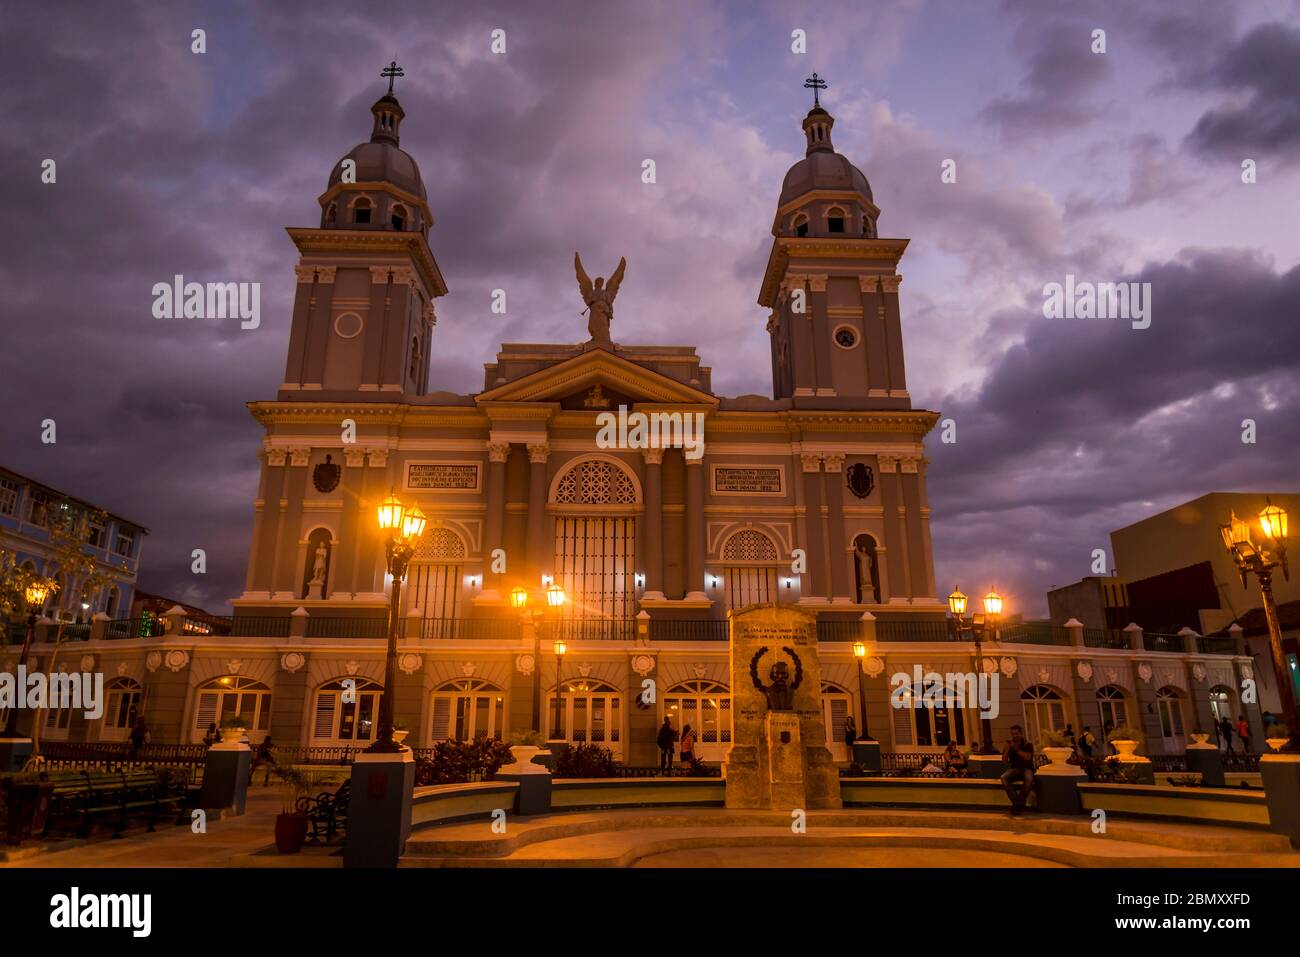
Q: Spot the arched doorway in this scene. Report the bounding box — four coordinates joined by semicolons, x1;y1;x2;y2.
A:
192;676;272;744
545;678;623;757
430;678;505;743
1020;685;1069;744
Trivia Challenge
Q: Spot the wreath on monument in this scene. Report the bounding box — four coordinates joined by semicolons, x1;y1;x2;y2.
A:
749;645;803;711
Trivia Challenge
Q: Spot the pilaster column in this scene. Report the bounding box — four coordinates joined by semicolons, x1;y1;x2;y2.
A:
363;267;393;390
858;275;889;396
783;279;815;397
525;443;550;585
333;446;368;597
482;442;511;599
823;454;851;603
878;455;909;603
272;447;311;598
642;448;666;600
299;266;337;387
684;456;707;601
249;449;286;594
880;274;907;395
799;453;828;603
808;274;834;396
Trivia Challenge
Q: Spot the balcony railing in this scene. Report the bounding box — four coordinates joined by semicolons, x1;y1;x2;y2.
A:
180;615;233;636
105;617;167;640
553;618;638;642
1197;635;1238;656
420;618;521;640
998;622;1071;646
44;622;91;643
305;616;388;639
1083;627;1130;649
816;620;869;643
229;616;292;638
649;619;729;641
875;619;955;642
1142;632;1186;653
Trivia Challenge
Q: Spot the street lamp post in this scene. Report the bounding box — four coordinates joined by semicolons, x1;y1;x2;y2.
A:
1221;499;1298;752
512;581;565;733
851;640;874;741
552;639;567;740
948;587;998;755
369;493;426;754
2;579;54;738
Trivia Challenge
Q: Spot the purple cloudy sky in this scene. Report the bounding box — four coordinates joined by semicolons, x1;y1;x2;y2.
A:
2;0;1298;616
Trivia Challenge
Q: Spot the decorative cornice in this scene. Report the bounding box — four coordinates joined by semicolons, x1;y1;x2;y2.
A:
758;237;909;307
287;226;448;298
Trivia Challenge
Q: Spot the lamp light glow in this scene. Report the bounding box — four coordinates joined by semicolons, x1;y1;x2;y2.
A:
947;588;968;617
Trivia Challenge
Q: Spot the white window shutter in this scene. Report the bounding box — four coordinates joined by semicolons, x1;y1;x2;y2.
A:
312;692;336;739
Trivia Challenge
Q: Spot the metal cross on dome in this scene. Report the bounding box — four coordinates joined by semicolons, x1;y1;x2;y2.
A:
804;72;828;108
382;60;404;94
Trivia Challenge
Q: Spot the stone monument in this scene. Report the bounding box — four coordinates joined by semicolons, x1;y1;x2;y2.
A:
724;604;841;810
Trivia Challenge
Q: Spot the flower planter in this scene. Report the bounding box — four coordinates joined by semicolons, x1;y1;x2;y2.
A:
274;812;310;854
392;729;409;745
497;744;551;775
1041;746;1074;765
1266;737;1289;753
3;780;53;845
1190;733;1210;746
1111;739;1139;758
220;728;247;744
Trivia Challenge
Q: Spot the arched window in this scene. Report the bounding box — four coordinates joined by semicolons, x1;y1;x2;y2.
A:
391;204;407;230
352;197;372;224
1156;686;1186;747
408;527;468;637
312;678;383;744
546;679;621;752
664;680;730;759
101;677;143;741
827;206;846;233
820;680;858;759
852;534;881;604
890;677;968;749
193;677;272;743
1208;684;1235;725
430;678;505;743
1020;685;1068;743
552;459;638;627
721;529;780;609
793;213;809;237
1095;684;1129;731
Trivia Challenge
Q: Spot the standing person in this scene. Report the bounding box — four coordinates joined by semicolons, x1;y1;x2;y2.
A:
128;715;148;758
251;735;277;785
1219;715;1236;754
1000;725;1036;816
1236;715;1252;754
679;724;697;768
1078;725;1096;758
657;717;678;774
844;714;857;756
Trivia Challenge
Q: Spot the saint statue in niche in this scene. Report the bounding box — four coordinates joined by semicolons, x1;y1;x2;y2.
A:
853;535;880;604
303;535;332;600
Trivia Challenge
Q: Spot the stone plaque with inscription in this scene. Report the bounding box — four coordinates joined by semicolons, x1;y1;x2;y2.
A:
724;604;841;810
407;463;479;491
713;467;782;494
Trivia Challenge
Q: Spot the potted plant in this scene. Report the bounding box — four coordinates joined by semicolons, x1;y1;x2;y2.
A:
392;717;411;746
220;714;250;744
1107;725;1146;758
1265;723;1290;753
269;763;313;854
1188;727;1210;746
499;729;549;774
2;772;54;846
1039;729;1075;764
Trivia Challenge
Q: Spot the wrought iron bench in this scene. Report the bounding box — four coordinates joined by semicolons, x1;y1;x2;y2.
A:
296;781;350;845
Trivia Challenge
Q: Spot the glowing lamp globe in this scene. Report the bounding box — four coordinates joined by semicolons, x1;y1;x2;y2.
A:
947;588;968;617
1259;501;1288;542
546;582;566;609
509;585;528;609
377;494;406;532
983;589;1003;617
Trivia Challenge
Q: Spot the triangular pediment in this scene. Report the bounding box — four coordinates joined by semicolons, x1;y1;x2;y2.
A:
475;347;717;407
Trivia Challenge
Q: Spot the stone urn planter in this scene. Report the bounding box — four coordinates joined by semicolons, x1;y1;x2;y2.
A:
498;744;550;775
392;729;410;745
220;727;247;744
1190;733;1210;746
1111;739;1139;758
1266;737;1290;753
1041;746;1075;765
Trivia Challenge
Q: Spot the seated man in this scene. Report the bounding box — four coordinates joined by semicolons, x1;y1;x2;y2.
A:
1000;725;1036;815
943;741;968;775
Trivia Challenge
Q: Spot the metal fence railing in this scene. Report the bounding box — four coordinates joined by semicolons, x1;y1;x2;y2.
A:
1083;628;1130;649
1143;632;1186;653
105;617;167;640
875;619;954;642
649;619;729;642
420;618;521;640
305;617;387;639
999;622;1072;646
229;616;292;638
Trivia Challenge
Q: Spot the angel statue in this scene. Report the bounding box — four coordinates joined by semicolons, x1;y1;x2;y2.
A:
574;252;627;346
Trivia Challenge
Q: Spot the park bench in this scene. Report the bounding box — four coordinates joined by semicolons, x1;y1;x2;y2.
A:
43;768;188;838
296;780;350;845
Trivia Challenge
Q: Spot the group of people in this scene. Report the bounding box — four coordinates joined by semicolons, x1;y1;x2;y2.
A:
656;717;702;773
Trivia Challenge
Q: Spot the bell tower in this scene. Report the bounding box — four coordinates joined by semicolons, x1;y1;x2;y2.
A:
280;62;447;399
758;76;911;410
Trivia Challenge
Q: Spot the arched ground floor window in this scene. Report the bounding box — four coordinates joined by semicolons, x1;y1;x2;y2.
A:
889;680;970;751
1156;685;1187;751
1095;684;1130;735
192;676;272;743
310;678;383;745
545;679;622;756
101;677;142;742
1020;685;1069;745
430;678;505;742
663;680;730;761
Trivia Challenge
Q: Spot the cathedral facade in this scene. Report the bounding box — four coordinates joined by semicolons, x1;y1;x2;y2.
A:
10;81;1257;764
